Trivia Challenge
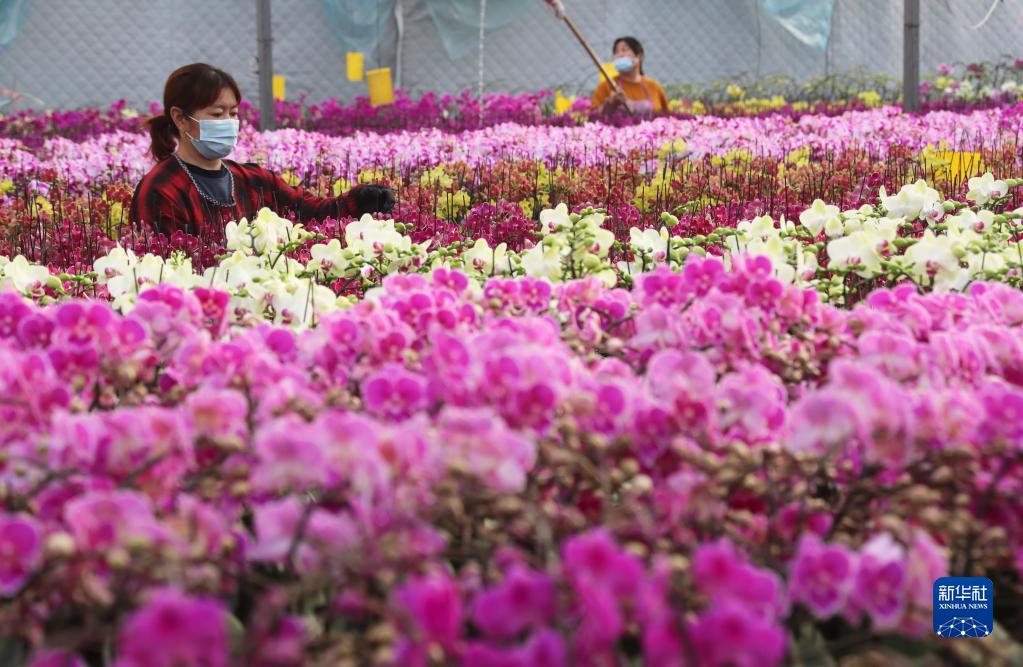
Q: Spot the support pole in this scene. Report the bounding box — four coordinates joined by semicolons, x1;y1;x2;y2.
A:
477;0;487;126
257;0;275;131
395;0;405;88
903;0;920;112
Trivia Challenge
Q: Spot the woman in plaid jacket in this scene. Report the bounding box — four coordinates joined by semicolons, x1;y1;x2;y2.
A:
129;63;394;238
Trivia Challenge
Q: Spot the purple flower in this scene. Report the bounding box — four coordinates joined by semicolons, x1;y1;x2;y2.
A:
692;539;786;621
248;496;356;573
573;584;624;656
0;291;33;338
472;566;556;639
689;601;788;667
436;406;536;492
192;287;231;338
394;571;464;651
846;533;908;629
250;614;307;667
460;643;523;667
26;650;87;667
169;495;234;559
691;538;747;591
114;588;229;667
976;379;1023;448
51;301;115;347
562;528;644;599
251;416;328;493
635;265;691;307
679;255;728;294
788;535;858;618
185;387;249;445
641;613;684;667
786;389;860;455
0;514;42;596
64;490;164;552
521;629;567;667
717;364;786;443
459;631;566;667
899;529;947;635
362;364;429;420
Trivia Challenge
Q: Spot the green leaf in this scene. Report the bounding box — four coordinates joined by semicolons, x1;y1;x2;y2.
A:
790;625;838;667
0;637;28;666
875;634;935;659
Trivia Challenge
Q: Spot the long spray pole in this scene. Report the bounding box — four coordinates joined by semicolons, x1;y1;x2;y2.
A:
543;0;624;96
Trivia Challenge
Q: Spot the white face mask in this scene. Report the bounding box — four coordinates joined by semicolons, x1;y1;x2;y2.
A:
186;115;239;160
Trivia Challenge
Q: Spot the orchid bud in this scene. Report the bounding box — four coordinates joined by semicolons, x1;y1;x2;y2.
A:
106;548;131;570
45;532;76;558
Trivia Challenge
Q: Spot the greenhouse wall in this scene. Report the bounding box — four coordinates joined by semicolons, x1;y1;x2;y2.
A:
0;0;1020;110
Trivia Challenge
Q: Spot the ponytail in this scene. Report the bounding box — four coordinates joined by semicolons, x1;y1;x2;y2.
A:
146;114;179;162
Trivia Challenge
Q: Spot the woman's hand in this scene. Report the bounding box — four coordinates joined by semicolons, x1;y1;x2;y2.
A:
602;90;629;114
353;185;396;214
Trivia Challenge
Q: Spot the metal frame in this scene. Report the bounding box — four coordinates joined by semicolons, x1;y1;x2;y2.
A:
257;0;275;130
903;0;920;112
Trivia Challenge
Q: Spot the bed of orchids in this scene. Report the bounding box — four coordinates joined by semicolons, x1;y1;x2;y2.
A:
2;57;1020;144
0;171;1021;665
3;82;1023;665
4;102;1023;290
2;172;1023;328
2;243;1023;666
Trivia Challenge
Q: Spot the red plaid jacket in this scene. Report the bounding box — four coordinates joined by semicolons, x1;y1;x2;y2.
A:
129;157;365;237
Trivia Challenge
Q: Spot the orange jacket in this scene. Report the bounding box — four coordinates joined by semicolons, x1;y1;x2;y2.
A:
592;76;670;114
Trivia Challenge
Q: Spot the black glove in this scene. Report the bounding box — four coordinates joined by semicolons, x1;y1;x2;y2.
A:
353;185;396;215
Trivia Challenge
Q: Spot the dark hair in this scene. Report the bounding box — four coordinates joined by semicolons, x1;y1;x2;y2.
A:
146;63;242;161
613;36;645;75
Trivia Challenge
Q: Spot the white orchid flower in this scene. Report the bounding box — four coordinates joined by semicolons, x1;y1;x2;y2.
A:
799;199;840;237
538;202;571;234
462;238;510;276
0;255;51;293
519;242;563;281
881;180;940;221
966;172;1007;206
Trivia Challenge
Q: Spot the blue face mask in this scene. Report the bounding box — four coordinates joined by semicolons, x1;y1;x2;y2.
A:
613;56;636;74
186;116;239;160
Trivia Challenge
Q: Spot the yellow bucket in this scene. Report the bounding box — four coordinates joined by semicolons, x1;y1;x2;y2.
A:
367;67;395;107
346;52;365;81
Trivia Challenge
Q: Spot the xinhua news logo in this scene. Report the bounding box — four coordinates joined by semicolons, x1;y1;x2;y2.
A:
933;577;994;638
